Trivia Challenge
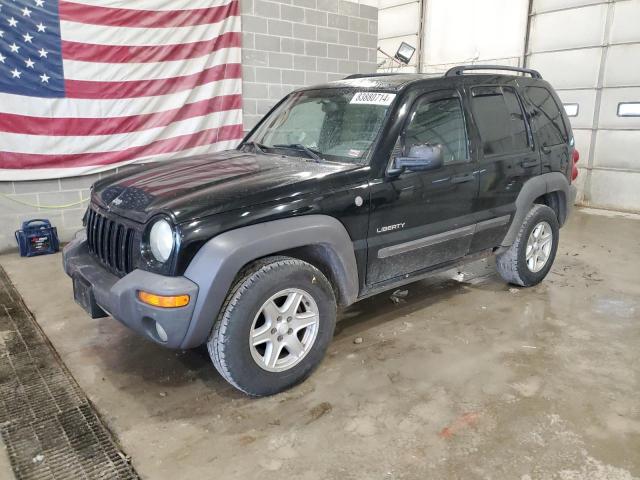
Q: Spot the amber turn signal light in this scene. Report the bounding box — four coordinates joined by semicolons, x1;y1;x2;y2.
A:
137;291;190;308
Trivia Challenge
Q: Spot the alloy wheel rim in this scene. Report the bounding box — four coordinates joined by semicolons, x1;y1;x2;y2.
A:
249;288;320;372
525;221;553;273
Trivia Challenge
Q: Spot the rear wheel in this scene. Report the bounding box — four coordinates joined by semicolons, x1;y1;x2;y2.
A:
207;256;336;396
496;204;559;287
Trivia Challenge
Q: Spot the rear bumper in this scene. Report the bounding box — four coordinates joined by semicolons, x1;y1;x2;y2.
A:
63;231;199;348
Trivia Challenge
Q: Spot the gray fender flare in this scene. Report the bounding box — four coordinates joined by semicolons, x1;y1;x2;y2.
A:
179;215;358;349
501;172;573;247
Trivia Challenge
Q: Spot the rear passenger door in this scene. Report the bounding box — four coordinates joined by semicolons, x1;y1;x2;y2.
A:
522;85;571;176
466;85;540;253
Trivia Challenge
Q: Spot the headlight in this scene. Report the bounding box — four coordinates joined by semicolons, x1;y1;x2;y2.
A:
149;219;174;263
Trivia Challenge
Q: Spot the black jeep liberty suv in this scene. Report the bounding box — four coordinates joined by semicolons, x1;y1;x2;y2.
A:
64;65;579;396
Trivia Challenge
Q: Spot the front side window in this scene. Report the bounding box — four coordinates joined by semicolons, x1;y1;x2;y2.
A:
403;96;469;165
525;86;568;146
245;89;395;163
471;86;530;156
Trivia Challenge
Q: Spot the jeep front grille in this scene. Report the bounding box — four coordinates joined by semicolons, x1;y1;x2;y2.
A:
86;207;138;276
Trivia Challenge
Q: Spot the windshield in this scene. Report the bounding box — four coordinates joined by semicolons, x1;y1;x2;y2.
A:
244;89;396;163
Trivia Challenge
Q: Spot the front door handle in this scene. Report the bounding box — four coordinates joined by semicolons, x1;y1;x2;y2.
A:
521;159;538;168
541;145;552;154
451;173;475;184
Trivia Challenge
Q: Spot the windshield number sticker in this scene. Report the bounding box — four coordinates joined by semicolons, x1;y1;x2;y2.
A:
350;92;396;106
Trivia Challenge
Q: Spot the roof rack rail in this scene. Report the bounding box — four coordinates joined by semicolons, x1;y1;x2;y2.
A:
343;73;403;80
444;65;542;79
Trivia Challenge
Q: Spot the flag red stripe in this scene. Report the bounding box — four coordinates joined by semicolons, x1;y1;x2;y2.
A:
0;94;242;135
59;0;239;28
61;31;241;63
0;124;244;169
64;63;241;99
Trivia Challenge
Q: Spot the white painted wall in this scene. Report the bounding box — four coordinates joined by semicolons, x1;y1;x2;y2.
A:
361;0;422;72
366;0;529;74
421;0;529;74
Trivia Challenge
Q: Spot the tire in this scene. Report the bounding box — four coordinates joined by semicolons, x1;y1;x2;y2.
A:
496;204;560;287
207;256;337;396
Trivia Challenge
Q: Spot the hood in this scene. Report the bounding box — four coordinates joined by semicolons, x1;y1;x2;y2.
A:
91;150;361;224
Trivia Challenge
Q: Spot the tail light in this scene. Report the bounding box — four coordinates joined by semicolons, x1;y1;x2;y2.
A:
571;148;579;181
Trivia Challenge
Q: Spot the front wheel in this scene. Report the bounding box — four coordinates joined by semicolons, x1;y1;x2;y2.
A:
496;204;560;287
207;256;337;396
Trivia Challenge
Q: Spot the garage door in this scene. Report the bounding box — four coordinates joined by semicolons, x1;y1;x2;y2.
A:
527;0;640;211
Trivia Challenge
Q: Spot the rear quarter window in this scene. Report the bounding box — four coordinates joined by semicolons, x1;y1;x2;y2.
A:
525;86;568;146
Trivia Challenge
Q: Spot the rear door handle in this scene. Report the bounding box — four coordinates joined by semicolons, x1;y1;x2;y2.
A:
521;159;539;168
541;145;552;154
451;173;475;184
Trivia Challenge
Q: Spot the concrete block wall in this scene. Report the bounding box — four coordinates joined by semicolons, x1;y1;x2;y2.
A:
0;0;379;252
241;0;379;131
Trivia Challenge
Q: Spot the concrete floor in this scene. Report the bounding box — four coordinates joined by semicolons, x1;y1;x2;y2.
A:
1;207;639;480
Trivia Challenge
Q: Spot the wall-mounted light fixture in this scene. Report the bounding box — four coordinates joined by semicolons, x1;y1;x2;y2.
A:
394;42;416;65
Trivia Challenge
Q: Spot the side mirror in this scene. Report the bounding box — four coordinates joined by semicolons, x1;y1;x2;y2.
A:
390;144;444;174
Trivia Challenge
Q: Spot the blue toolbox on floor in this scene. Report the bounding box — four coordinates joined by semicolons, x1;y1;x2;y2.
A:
15;219;60;257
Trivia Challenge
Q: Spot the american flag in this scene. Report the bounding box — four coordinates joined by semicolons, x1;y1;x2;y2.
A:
0;0;243;180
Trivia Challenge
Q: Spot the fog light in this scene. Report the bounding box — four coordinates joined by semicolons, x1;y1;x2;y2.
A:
138;291;190;308
155;322;168;342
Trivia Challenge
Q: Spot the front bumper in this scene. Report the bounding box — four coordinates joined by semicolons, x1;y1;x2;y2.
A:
63;232;199;348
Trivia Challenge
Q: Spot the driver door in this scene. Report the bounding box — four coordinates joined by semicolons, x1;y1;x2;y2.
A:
366;89;479;285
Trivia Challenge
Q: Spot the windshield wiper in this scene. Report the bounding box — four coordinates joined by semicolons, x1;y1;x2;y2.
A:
242;141;267;154
273;143;323;163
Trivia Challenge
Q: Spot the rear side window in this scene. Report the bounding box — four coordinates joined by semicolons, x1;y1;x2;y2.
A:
525;86;568;146
471;86;530;156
